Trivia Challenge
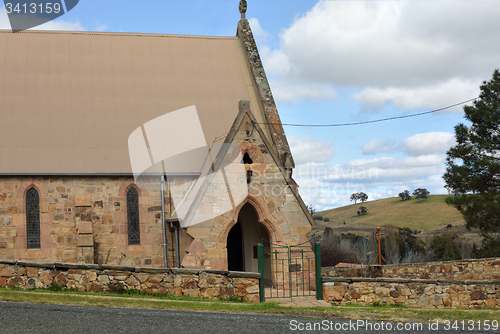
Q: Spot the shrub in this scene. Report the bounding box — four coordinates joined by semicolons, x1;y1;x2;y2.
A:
400;249;425;263
47;282;65;291
219;295;244;303
108;282;127;294
321;232;358;266
430;234;462;261
323;227;334;239
313;215;323;220
320;230;375;266
323;217;330;222
456;239;476;259
357;206;368;216
478;237;500;258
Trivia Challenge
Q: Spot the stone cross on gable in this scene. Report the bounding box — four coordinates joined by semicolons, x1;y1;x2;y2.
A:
239;0;247;19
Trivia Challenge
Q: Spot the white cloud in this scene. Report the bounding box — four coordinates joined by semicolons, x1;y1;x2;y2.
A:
347;155;445;169
289;136;335;165
94;23;110;32
34;19;84;31
260;45;338;104
351;78;480;112
294;154;447;210
362;138;396;155
298;131;457;210
362;132;456;156
263;0;499;106
260;47;290;78
248;18;269;43
268;78;338;104
401;132;456;156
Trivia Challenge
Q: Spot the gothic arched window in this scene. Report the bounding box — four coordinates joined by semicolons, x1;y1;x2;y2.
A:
26;188;41;249
127;187;140;245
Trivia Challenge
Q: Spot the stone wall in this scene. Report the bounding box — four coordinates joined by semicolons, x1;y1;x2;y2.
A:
0;176;190;267
322;258;500;280
0;259;260;303
322;258;500;308
323;277;499;308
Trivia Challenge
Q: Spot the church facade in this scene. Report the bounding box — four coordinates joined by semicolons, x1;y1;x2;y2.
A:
0;5;313;271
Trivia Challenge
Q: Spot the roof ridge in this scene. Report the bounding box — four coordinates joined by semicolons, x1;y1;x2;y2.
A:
0;29;236;40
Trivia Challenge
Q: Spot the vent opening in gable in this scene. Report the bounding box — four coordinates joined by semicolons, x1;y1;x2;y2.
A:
242;152;253;164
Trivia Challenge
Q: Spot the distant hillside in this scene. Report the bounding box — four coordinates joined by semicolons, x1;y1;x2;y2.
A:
313;195;476;240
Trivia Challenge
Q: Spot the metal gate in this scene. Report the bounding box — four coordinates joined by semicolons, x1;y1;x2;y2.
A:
257;238;321;302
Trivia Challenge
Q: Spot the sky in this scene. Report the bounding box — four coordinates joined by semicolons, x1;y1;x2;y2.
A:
1;0;499;211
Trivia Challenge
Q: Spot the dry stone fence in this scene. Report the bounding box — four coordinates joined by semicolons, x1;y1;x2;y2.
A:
0;259;260;302
321;258;500;308
2;257;500;308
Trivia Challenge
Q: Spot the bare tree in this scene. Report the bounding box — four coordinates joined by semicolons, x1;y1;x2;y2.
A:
401;249;424;263
307;205;316;215
321;231;358;266
384;231;400;264
355;238;369;265
367;233;378;264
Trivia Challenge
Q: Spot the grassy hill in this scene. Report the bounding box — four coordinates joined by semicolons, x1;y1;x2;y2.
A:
313;195;480;242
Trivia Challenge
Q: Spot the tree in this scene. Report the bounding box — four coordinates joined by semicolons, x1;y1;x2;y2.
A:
307;205;316;216
358;192;368;203
357;206;368;216
398;190;411;201
443;69;500;241
320;230;358;266
413;188;430;201
445;185;461;197
383;231;400;264
395;227;426;258
350;192;359;204
430;234;462;261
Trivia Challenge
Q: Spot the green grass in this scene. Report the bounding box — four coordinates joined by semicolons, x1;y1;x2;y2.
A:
9;284;237;304
0;288;498;324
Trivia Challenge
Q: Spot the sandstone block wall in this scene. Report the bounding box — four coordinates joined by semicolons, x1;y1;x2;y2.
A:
0;176;190;267
0;259;260;302
322;258;500;280
322;258;500;308
323;278;499;308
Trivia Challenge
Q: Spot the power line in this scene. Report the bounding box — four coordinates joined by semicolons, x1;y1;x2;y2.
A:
252;97;478;127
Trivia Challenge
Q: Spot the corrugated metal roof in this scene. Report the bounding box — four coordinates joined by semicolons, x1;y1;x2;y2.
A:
0;30;261;174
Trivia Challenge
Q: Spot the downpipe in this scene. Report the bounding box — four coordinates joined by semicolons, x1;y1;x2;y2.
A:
160;174;168;268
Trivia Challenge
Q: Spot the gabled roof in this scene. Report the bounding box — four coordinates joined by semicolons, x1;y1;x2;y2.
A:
0;28;278;174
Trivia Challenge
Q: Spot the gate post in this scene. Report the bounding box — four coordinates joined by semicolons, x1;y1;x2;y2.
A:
258;243;265;302
315;242;322;300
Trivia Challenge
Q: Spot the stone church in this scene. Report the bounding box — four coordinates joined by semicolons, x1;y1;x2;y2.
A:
0;2;313;271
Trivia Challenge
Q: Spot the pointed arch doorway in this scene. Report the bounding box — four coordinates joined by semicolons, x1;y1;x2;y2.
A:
227;203;270;272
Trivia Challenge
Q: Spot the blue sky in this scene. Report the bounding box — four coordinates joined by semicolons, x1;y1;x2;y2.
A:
2;0;499;210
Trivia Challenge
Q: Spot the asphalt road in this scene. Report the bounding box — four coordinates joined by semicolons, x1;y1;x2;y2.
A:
0;301;495;334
